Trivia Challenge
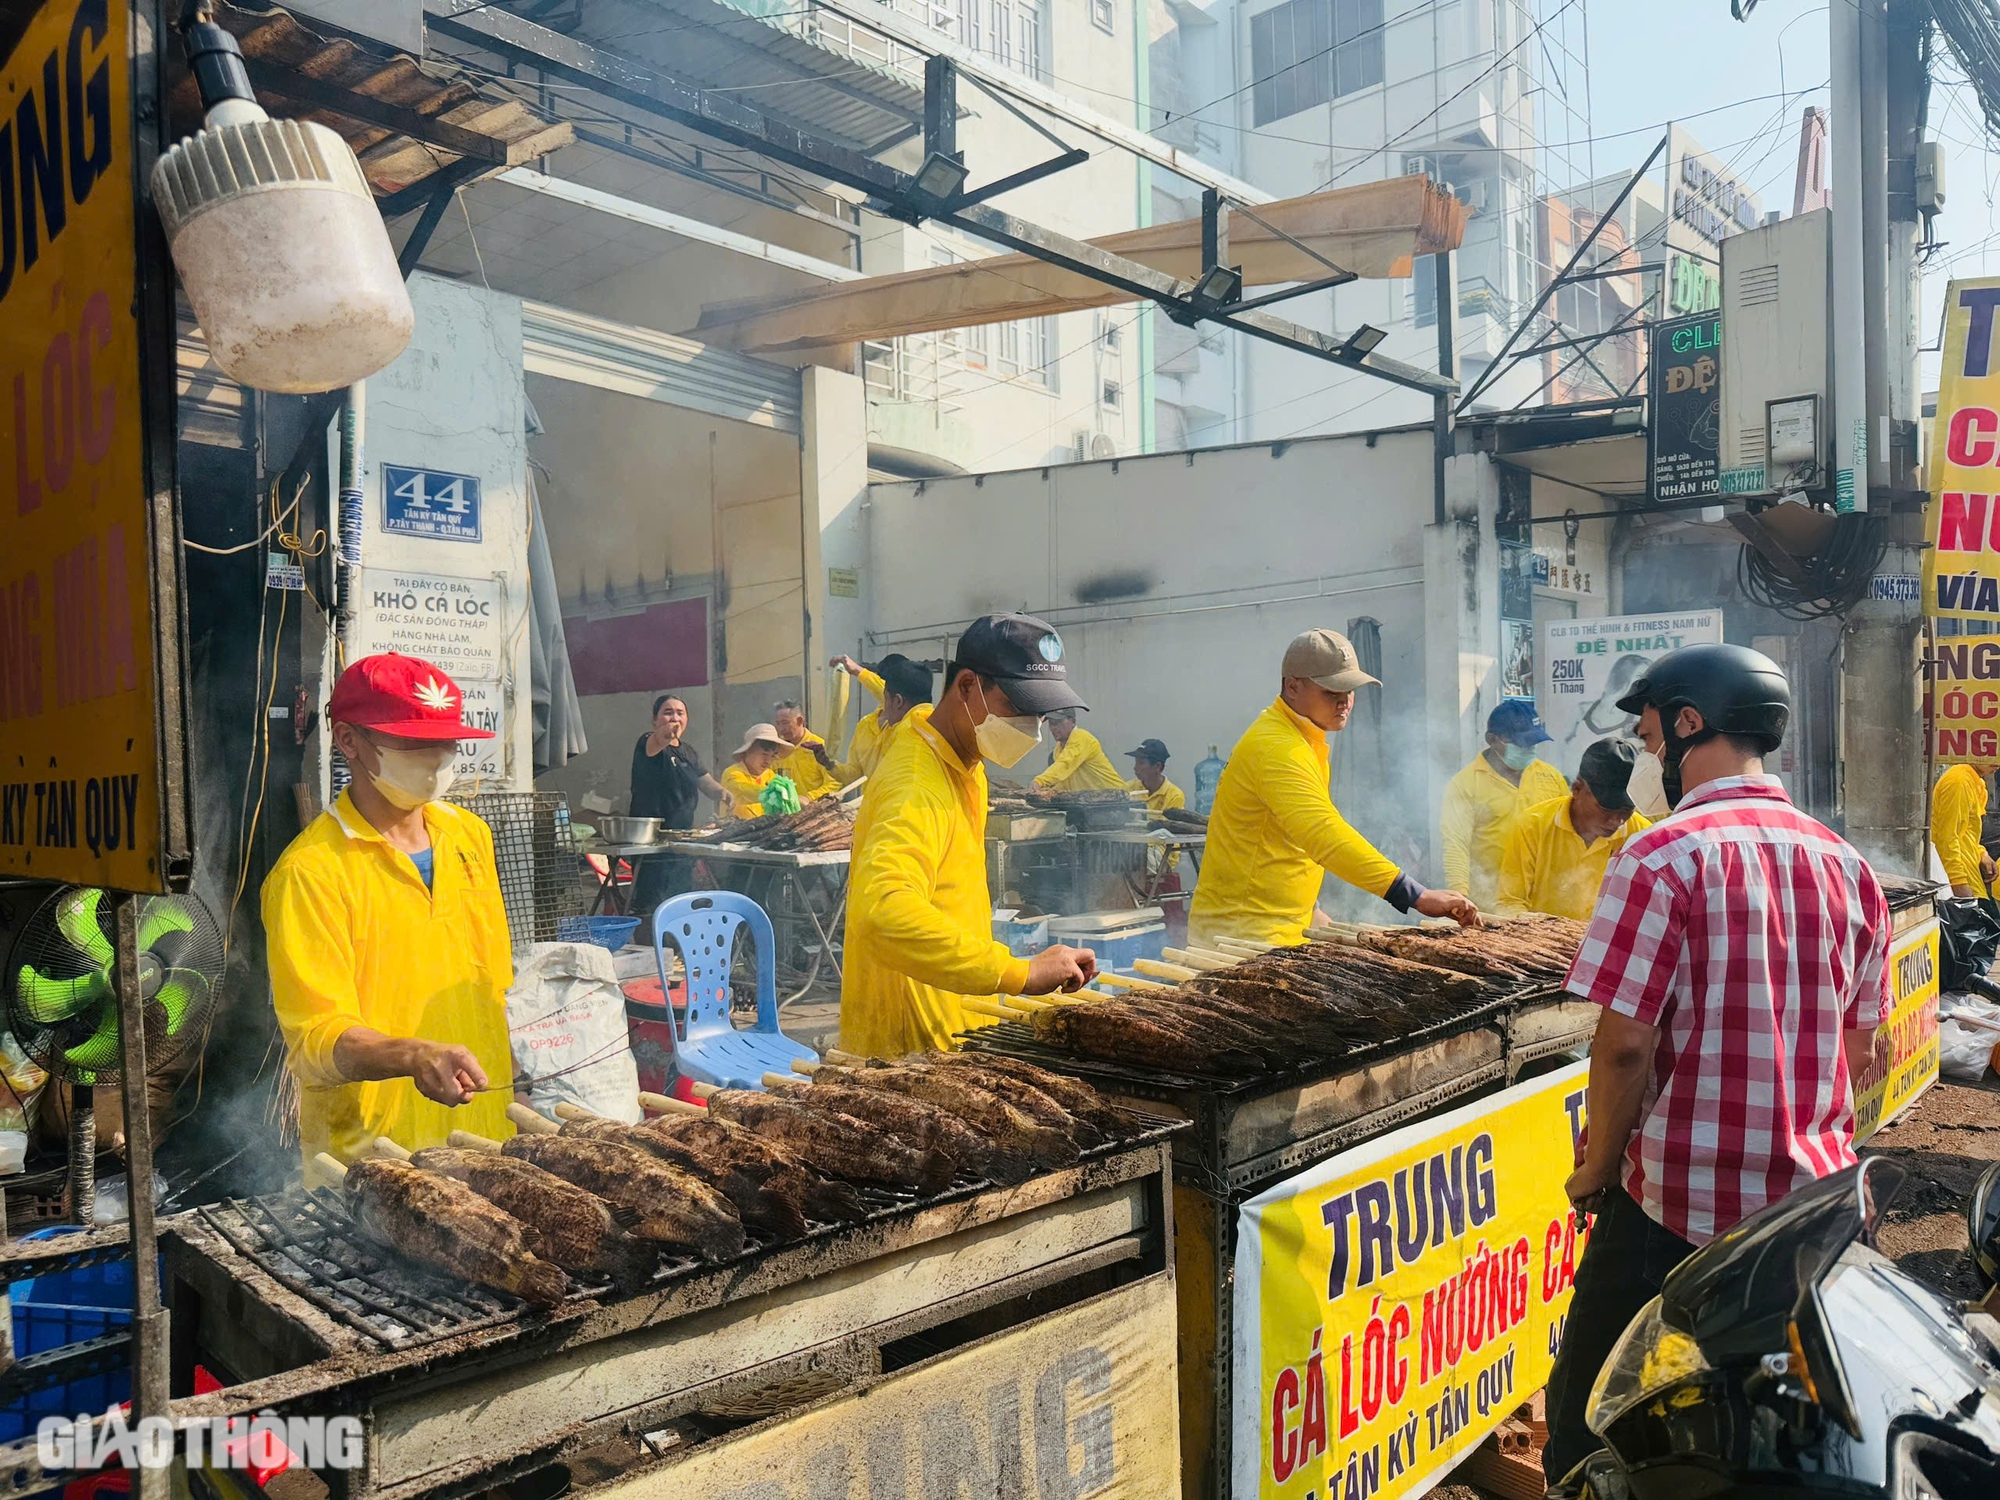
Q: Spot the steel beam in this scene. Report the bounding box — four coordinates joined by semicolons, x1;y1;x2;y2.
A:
419;0;1453;396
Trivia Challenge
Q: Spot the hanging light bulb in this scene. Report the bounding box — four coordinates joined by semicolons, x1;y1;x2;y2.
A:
150;19;415;393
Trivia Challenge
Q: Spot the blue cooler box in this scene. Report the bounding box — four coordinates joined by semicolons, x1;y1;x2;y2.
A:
992;910;1051;957
1;1228;140;1442
1047;911;1167;972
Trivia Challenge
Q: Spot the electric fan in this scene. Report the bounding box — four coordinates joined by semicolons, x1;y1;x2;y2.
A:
2;887;224;1220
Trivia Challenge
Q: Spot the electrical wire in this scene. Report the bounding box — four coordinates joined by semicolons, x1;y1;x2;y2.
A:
1736;511;1889;623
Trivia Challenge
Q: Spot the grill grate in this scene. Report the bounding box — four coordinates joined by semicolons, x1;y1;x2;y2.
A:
195;1119;1183;1351
448;791;591;947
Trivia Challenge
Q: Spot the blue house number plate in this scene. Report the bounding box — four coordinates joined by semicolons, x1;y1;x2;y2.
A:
383;464;482;543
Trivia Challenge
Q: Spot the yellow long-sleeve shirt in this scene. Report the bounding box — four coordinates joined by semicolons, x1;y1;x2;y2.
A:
775;731;840;800
719;762;776;819
1033;726;1127;792
1494;794;1652;921
1438;752;1569;911
1188;697;1405;948
261;792;516;1167
827;669;894;785
1933;763;1992;895
1126;777;1188;815
840;704;1031;1059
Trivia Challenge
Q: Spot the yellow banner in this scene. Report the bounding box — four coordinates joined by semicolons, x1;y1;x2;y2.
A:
1926;277;2000;622
1854;917;1940;1142
589;1275;1181;1497
0;0;176;891
1234;1062;1587;1500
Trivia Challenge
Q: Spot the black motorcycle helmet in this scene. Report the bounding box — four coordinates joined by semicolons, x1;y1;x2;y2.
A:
1971;1161;2000;1290
1614;643;1792;807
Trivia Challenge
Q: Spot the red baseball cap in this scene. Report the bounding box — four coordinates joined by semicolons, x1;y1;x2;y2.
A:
327;653;494;741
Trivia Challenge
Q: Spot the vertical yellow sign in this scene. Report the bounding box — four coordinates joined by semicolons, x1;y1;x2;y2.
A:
0;0;180;891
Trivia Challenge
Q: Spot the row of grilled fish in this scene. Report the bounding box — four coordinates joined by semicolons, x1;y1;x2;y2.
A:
338;1051;1128;1309
1351;915;1586;985
1022;930;1581;1078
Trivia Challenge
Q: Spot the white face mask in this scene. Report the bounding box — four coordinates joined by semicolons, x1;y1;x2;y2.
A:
1627;744;1670;818
365;741;458;810
971;684;1042;768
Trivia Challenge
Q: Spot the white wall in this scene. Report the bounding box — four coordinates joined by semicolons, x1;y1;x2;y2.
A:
864;428;1450;896
350;275;533;791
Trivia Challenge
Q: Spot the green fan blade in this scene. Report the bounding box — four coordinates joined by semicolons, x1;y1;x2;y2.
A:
61;1001;122;1073
15;964;111;1025
53;889;113;969
153;970;209;1035
137;899;195;953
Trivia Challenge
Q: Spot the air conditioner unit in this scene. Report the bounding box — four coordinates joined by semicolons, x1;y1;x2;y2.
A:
1071;431;1091;462
1090;434;1118;461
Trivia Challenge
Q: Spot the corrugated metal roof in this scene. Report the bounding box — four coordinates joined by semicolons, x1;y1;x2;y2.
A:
168;5;571;206
571;0;923;153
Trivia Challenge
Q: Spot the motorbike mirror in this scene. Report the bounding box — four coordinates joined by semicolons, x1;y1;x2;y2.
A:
1969;1161;2000;1292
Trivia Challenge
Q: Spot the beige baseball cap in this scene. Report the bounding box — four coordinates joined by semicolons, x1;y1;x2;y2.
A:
1282;629;1380;692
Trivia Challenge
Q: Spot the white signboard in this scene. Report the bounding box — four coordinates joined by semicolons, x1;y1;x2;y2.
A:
355;570;507;681
454;679;506;783
1538;610;1724;775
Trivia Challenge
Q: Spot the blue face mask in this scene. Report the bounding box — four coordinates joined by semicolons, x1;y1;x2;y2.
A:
1500;742;1537;772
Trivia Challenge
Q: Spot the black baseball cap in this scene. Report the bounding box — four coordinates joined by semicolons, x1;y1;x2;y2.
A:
1127;738;1170;762
951;613;1088;716
1577;737;1639;812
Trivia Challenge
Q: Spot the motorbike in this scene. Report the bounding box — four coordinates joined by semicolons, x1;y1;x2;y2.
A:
1553;1156;2000;1498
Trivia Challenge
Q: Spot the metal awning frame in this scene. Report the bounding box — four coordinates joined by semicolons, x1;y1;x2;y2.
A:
421;0;1455;397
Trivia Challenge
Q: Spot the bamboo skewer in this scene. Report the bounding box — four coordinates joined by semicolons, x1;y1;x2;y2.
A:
1094;972;1171;992
961;996;1028;1021
552;1102;598;1122
823;1049;866;1067
762;1072;797;1088
1132;958;1198;982
789;1058;819;1076
312;1152;349;1188
507;1103;561;1135
638;1090;705;1116
1212;937;1274;958
368;1137;413;1161
448;1130;502;1152
687;1082;719;1099
1163;946;1235;971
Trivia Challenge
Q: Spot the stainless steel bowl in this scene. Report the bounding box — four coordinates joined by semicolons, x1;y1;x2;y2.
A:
595;815;667;845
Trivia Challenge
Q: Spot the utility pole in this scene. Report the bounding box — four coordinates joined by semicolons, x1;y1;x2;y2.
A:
1832;0;1927;871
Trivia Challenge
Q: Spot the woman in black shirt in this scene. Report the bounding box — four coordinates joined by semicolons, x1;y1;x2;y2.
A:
628;694;724;915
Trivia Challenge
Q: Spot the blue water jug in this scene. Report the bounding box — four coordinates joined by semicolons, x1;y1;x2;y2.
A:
1193;744;1225;815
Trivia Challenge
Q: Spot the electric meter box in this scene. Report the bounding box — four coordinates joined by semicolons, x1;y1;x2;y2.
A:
1719;208;1832;497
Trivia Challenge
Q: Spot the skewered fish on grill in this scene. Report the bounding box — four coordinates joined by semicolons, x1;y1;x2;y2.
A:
638;1114;869;1226
501;1135;745;1262
812;1065;1080;1169
409;1146;656;1286
916;1052;1128;1141
342;1158;569;1307
765;1075;1031;1185
1030;1001;1263;1077
701;1091;956;1193
559;1115;816;1240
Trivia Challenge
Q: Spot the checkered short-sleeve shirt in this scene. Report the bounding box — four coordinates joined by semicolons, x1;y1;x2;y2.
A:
1566;775;1892;1244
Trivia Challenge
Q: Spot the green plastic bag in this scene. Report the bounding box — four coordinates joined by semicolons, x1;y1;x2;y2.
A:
760;772;802;817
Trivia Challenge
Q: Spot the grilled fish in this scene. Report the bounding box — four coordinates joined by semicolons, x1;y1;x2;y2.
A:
637;1114;867;1227
501;1135;745;1262
409;1146;656;1286
702;1091;955;1193
919;1052;1132;1139
816;1065;1078;1169
1031;1001;1262;1077
343;1158;569;1307
769;1075;1027;1185
909;1058;1102;1146
560;1116;810;1240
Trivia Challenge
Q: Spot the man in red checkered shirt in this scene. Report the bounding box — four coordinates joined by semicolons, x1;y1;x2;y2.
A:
1542;643;1891;1486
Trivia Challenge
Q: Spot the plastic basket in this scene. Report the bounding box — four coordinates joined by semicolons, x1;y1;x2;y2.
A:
1;1229;137;1443
557;915;641;951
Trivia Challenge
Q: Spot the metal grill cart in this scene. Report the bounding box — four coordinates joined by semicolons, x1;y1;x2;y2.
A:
963;985;1594;1498
14;1121;1182;1500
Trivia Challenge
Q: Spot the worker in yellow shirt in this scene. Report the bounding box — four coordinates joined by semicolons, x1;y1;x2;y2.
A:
1932;761;1997;897
1032;710;1127;792
1189;629;1478;948
719;723;790;819
1438;700;1570;911
262;653;515;1167
824;654;932;785
772;700;840;800
1123;738;1187;815
843;614;1099;1058
1495;739;1652;920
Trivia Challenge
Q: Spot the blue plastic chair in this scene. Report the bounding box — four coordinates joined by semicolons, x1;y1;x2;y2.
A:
649;891;816;1090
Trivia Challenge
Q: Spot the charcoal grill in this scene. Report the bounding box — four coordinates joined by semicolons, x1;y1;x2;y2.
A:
0;1120;1183;1500
961;976;1594;1500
